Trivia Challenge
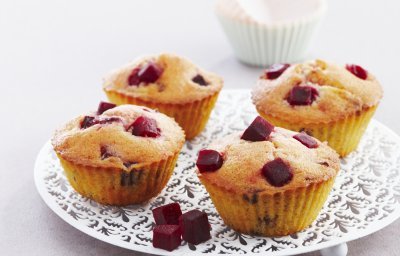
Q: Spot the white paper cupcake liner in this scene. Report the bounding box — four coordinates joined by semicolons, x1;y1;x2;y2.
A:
215;0;327;67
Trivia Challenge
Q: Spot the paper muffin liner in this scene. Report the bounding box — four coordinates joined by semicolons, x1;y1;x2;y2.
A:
105;90;220;140
215;0;327;67
56;153;179;206
257;105;378;157
199;176;336;236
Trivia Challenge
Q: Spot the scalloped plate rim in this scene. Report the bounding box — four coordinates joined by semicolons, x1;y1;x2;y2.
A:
34;90;400;256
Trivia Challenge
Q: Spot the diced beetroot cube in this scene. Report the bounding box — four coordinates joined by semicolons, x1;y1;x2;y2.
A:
152;203;182;225
241;116;274;142
287;86;319;106
128;67;141;86
97;101;116;115
346;64;368;80
80;116;96;129
265;63;290;79
196;149;223;173
80;116;121;129
128;62;163;86
261;158;293;187
128;116;161;138
293;132;318;148
152;225;181;252
179;210;211;245
192;74;208;86
138;62;163;83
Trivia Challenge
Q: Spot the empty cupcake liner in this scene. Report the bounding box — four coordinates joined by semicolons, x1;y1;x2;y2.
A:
215;0;327;67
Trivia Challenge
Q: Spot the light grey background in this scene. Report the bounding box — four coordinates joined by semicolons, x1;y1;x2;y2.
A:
0;0;399;255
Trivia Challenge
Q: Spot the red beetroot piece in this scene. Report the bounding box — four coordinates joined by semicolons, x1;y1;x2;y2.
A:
293;132;318;148
241;116;274;142
192;74;208;86
138;62;163;83
265;63;290;79
80;116;121;129
97;101;116;115
287;86;318;106
346;64;368;80
81;116;96;129
127;62;163;86
152;203;182;225
128;67;141;86
152;225;182;252
196;149;223;173
261;158;293;187
179;210;211;245
129;116;161;138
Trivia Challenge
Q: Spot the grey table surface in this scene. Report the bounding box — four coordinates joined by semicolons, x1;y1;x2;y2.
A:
1;0;399;255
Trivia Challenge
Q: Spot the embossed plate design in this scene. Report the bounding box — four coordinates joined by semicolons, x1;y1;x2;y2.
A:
35;90;400;256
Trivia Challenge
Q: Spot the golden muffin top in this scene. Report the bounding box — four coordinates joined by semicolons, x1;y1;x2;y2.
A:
52;103;185;170
252;60;383;124
196;116;340;194
103;53;223;104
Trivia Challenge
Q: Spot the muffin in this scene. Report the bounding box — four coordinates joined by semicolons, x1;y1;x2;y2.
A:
215;0;327;66
196;116;339;236
103;53;223;139
52;102;185;205
252;60;383;157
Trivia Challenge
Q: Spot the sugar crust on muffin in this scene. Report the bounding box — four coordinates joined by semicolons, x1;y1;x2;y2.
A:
103;53;223;104
197;127;339;194
252;59;383;124
52;105;185;170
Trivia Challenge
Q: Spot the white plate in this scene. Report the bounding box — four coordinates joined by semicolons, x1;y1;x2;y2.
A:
34;90;400;256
